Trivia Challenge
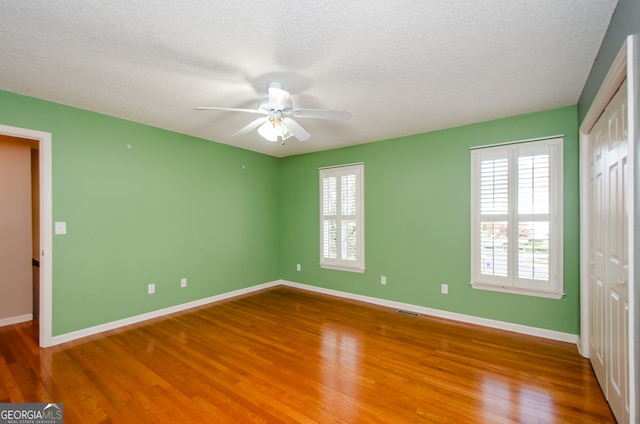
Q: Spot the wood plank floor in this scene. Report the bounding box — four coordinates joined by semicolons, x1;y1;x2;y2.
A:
0;286;615;423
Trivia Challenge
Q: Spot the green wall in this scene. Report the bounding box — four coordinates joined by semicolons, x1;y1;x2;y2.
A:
0;89;580;336
279;106;580;334
0;90;280;336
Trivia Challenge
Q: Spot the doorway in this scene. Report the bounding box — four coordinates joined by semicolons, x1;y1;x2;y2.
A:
0;136;39;324
0;124;52;347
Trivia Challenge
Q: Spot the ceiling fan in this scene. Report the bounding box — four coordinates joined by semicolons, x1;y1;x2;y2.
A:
195;82;352;143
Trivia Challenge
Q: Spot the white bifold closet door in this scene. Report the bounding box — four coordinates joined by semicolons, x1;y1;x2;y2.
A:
588;79;629;424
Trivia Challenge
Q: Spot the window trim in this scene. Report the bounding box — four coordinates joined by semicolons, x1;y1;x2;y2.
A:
470;137;564;299
319;163;365;273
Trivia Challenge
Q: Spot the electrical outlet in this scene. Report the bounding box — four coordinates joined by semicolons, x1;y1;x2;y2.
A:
296;264;301;272
180;278;187;288
148;283;155;294
381;276;387;285
441;284;448;294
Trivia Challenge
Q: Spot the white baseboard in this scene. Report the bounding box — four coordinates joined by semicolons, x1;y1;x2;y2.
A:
49;278;578;347
0;314;33;327
279;280;579;344
50;281;280;346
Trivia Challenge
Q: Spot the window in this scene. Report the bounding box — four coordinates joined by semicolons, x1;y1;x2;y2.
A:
320;163;364;272
470;137;564;299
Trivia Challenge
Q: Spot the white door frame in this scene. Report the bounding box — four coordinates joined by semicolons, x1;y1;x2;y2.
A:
579;33;638;422
0;124;53;347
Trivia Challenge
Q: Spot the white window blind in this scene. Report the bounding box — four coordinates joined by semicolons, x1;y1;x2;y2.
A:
320;163;364;272
471;138;563;299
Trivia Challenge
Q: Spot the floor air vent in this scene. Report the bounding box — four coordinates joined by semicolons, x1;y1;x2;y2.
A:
397;310;420;318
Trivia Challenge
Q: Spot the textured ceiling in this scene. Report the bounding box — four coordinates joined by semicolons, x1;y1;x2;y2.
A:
0;0;618;157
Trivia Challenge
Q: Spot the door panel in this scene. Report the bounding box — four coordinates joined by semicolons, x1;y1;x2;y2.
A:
589;108;607;388
605;81;629;423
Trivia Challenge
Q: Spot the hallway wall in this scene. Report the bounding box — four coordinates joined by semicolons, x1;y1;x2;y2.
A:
0;135;33;322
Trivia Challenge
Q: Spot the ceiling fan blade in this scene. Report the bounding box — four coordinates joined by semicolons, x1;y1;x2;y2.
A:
268;86;290;110
233;117;269;136
194;106;266;115
290;109;353;120
284;118;311;141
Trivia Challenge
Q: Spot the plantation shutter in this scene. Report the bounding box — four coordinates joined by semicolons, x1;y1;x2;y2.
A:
471;137;563;299
479;156;509;279
320;163;364;273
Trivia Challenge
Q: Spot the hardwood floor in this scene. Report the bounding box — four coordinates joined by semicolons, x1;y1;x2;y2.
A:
0;286;614;423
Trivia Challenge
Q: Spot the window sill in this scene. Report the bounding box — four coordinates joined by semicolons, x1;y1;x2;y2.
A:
470;282;564;299
320;263;365;273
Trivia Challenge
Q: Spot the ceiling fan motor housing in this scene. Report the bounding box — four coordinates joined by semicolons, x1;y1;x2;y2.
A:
259;95;292;112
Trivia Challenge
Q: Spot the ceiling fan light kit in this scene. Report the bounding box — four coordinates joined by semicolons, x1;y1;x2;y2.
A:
195;82;352;144
258;116;293;143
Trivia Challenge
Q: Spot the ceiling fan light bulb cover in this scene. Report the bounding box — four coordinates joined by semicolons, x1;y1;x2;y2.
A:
258;121;279;142
258;118;293;142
